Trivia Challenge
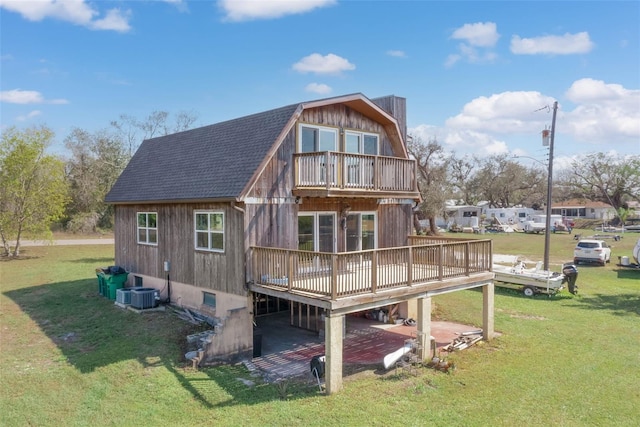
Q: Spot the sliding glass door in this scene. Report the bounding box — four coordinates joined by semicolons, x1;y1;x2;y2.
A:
298;213;336;252
345;212;377;252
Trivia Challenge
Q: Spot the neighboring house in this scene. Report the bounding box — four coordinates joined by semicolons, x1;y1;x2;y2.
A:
551;199;615;221
105;93;494;393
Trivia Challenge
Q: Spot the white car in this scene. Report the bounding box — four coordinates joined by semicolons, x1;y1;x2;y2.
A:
574;239;611;266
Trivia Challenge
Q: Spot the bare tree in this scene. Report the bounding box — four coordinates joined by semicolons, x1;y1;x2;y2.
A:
110;110;199;157
448;154;480;205
474;155;545;208
568;153;640;212
407;136;450;235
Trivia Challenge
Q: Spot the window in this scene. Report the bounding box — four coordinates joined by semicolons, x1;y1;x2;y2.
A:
299;124;337;152
345;131;378;155
195;211;224;252
203;292;216;309
298;213;336;252
137;212;157;245
346;212;377;252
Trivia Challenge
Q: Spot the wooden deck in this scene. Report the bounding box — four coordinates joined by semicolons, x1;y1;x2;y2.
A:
292;151;420;199
249;237;494;313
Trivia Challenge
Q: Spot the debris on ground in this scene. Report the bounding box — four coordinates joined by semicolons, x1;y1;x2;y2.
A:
443;331;483;352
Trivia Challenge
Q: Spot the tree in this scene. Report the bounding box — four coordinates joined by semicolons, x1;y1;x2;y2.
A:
0;126;68;257
407;136;450;234
568;153;640;212
110;110;198;157
448;154;481;205
64;128;128;231
474;155;546;208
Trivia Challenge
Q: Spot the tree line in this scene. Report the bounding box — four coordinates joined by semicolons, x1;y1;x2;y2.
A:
407;135;639;235
1;115;638;256
0;111;197;256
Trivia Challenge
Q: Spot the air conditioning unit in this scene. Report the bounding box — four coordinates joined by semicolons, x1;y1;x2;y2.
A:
130;288;159;309
116;288;132;305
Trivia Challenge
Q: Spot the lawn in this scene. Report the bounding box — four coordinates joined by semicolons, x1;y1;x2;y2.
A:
1;230;639;426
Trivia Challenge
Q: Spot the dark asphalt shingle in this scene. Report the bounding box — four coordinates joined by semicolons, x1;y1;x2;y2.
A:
105;103;300;203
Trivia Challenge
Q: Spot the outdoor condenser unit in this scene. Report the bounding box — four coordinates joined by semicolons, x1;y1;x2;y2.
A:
130;288;159;309
116;288;132;305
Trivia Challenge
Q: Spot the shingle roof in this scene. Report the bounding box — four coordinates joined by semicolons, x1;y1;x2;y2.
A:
105;103;300;203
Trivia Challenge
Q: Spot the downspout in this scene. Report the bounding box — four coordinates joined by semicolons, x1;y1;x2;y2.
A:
231;201;245;214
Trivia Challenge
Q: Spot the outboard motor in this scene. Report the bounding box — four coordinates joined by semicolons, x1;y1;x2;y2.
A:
562;263;579;295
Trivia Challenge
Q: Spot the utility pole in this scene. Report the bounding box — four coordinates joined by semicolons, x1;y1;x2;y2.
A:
543;101;558;271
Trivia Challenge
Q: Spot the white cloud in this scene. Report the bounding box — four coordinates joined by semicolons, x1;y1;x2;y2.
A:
510;32;594;55
451;22;500;47
0;0;131;32
16;110;43;122
218;0;336;22
408;124;509;156
162;0;189;12
292;53;355;75
386;50;406;58
444;54;461;68
563;79;640;143
90;8;132;32
305;83;332;94
446;91;556;134
444;130;509;155
447;22;499;66
0;89;68;105
1;89;44;104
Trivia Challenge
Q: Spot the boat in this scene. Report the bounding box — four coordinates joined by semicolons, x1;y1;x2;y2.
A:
493;260;566;296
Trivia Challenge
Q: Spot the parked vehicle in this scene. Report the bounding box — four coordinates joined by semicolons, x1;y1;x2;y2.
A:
573;239;611;266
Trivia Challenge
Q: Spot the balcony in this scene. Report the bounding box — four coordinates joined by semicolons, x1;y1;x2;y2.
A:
293;151;419;199
249;236;494;313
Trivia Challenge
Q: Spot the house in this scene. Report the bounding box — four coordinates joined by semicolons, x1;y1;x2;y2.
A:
551;199;615;221
105;93;495;393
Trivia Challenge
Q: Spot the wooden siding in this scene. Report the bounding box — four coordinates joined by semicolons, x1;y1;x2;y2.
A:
113;203;246;296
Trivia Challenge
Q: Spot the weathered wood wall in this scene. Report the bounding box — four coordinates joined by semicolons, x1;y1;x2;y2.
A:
113;202;246;296
299;105;396;156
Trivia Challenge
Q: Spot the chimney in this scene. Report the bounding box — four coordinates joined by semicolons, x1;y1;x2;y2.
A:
371;95;407;144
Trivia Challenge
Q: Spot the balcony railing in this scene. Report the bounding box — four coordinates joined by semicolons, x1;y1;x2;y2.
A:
293;151;417;193
250;238;492;301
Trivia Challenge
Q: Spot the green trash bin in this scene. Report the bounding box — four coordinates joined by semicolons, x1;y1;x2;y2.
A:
105;272;129;300
96;272;107;296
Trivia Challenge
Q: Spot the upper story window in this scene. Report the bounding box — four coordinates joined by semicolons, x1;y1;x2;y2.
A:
195;211;224;252
345;131;378;155
137;212;157;245
299;124;337;153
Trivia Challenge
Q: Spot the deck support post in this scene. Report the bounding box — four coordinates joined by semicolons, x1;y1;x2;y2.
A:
416;296;432;361
325;312;343;394
482;282;495;341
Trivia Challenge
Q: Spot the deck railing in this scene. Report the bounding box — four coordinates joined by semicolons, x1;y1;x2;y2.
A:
250;239;492;300
293;151;416;192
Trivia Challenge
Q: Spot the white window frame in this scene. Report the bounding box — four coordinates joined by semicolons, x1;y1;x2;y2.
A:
298;212;337;253
194;211;225;253
137;212;158;246
345;211;377;252
298;124;338;153
344;130;379;155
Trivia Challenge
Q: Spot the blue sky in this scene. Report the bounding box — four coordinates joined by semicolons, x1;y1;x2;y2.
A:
1;0;639;168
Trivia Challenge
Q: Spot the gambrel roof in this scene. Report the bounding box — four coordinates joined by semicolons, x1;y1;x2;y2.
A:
105;93;405;204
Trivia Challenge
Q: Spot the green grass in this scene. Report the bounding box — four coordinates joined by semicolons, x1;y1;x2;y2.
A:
1;233;639;426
